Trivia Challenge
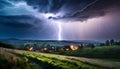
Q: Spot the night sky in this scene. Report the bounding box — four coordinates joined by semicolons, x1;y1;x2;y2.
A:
0;0;120;40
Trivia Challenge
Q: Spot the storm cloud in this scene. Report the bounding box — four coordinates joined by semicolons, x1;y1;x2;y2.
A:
0;0;120;40
23;0;120;21
1;0;120;21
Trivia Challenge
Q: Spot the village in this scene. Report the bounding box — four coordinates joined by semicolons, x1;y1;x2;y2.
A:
24;41;95;52
23;39;119;53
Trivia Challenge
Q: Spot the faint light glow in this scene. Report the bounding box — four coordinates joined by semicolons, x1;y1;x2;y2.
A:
15;1;27;7
43;13;56;18
61;17;105;40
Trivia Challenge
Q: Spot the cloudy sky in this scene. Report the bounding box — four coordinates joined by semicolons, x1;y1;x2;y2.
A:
0;0;120;40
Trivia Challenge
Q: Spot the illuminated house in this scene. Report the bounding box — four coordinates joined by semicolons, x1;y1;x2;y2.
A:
28;47;33;51
42;45;56;52
70;45;79;51
64;45;79;51
56;46;65;51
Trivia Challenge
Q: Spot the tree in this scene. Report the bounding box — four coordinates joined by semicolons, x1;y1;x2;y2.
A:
91;44;95;48
88;44;95;48
100;43;105;46
110;39;114;45
105;40;110;46
79;44;84;48
118;40;120;45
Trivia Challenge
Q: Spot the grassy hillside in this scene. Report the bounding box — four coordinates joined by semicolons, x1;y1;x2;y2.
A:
0;48;41;69
51;46;120;58
23;53;106;69
96;58;120;62
1;47;120;69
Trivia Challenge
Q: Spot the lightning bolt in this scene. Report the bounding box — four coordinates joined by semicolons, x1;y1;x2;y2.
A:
7;0;63;40
43;13;62;40
58;22;62;40
71;0;99;16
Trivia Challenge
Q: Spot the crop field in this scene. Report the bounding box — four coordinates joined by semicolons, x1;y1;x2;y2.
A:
0;47;120;69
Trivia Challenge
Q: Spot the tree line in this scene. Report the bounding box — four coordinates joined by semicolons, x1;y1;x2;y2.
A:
100;39;120;46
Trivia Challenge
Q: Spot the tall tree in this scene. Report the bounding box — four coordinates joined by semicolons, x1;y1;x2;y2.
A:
105;40;110;46
110;39;114;45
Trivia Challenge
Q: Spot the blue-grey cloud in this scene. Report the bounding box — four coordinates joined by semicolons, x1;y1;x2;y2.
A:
0;0;120;40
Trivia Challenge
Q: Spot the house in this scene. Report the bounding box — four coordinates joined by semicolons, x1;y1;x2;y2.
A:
56;46;65;51
28;47;33;51
42;45;56;52
64;45;79;51
70;45;79;51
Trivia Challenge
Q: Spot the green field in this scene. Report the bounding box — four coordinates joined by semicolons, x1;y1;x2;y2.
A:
51;46;120;58
0;47;120;69
0;42;120;69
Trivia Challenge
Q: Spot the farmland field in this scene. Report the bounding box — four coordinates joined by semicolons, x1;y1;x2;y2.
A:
0;47;120;69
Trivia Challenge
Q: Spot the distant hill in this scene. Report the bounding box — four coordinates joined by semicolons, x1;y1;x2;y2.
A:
0;39;102;47
0;42;16;49
0;38;25;47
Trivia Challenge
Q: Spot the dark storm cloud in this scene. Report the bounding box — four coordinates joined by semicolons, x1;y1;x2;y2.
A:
0;0;120;40
25;0;65;13
0;15;43;28
1;0;120;21
0;15;57;39
70;0;120;21
0;0;13;9
0;15;43;35
24;0;120;21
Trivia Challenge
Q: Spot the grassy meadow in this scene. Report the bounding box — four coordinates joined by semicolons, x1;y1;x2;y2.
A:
0;47;120;69
51;46;120;58
0;42;120;69
0;48;42;69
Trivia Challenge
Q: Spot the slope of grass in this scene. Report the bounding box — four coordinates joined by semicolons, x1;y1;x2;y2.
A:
0;48;30;69
0;48;41;69
96;58;120;62
51;46;120;58
1;47;120;69
23;52;107;69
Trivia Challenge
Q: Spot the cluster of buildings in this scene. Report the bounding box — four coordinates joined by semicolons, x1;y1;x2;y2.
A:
23;41;97;52
25;44;85;52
